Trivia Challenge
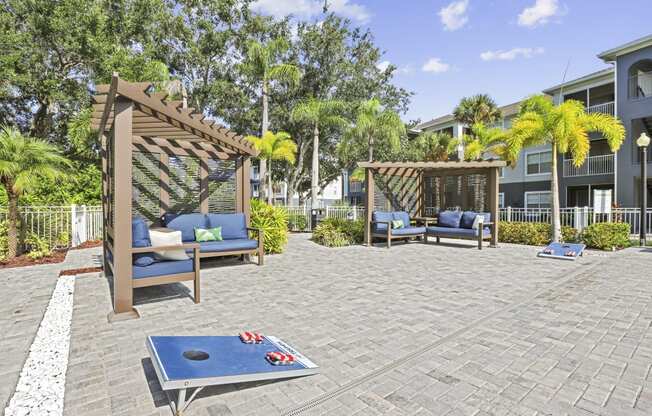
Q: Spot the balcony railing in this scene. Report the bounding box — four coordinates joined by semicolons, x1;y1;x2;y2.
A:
586;101;614;115
563;154;614;177
629;71;652;99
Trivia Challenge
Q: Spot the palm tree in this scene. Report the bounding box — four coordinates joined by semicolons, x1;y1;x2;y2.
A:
291;98;347;205
0;126;70;258
405;131;454;161
344;98;405;162
453;94;502;126
241;37;301;203
246;131;298;204
449;123;511;161
509;96;626;242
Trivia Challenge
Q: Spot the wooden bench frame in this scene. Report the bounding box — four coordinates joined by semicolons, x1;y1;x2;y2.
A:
197;227;264;266
424;222;496;250
370;218;431;248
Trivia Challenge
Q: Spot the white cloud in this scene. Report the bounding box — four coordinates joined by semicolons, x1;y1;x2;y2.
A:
518;0;560;27
251;0;370;23
422;58;450;74
438;0;469;31
480;47;544;61
377;60;391;72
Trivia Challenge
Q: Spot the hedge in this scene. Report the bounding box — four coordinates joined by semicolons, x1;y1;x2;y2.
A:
312;218;364;247
498;222;578;246
580;222;631;250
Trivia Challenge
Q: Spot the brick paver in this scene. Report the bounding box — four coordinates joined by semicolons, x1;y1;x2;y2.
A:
61;236;652;415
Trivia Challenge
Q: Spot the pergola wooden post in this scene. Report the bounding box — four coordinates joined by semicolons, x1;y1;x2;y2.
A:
93;74;259;321
359;161;506;248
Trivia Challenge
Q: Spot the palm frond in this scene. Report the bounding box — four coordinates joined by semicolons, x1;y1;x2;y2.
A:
268;64;301;87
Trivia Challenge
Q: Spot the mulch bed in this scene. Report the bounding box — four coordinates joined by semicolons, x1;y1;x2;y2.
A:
0;249;68;269
59;266;103;276
70;240;103;250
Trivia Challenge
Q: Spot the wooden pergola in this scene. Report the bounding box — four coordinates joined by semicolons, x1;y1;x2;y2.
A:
93;74;258;319
358;160;506;246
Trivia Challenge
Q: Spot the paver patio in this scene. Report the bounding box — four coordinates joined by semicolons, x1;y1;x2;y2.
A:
3;234;644;416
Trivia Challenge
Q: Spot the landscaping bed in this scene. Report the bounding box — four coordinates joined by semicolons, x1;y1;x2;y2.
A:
0;249;68;269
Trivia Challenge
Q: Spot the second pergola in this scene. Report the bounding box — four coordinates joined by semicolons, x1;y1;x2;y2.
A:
358;160;506;246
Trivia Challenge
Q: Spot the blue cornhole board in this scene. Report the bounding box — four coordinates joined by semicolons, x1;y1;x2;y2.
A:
147;335;318;415
537;242;586;261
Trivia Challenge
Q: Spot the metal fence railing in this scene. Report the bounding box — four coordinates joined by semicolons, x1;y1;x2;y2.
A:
282;205;366;232
0;205;103;249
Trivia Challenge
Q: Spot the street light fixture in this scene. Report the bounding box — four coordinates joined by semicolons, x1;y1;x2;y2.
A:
637;132;650;246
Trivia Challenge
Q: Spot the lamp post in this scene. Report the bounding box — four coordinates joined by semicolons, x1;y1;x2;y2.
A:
637;132;650;246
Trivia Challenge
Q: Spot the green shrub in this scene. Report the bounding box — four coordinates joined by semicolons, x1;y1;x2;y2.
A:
287;213;308;231
250;199;289;254
499;222;577;246
312;218;364;247
25;233;52;260
581;222;631;250
0;221;7;261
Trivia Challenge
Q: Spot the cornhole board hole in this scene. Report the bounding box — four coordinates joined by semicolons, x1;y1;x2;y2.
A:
147;335;319;415
537;242;586;261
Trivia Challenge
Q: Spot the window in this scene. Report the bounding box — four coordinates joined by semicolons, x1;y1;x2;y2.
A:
628;59;652;99
498;192;505;208
499;167;504;178
525;191;551;209
526;151;552;175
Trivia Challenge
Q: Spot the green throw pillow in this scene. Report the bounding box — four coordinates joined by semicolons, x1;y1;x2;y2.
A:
195;227;223;242
391;219;404;229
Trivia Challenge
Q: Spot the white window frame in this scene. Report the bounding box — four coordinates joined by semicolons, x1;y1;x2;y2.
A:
524;191;552;209
498;192;505;208
524;150;553;177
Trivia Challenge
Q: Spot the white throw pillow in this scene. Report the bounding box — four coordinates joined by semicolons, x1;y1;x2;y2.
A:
471;214;484;230
149;230;189;261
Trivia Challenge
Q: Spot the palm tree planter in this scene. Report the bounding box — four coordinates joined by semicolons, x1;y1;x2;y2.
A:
291;98;347;206
246;131;298;204
0;126;70;259
510;96;625;242
242;38;301;203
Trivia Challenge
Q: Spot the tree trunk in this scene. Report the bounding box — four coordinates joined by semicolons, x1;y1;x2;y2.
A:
260;82;269;202
311;124;320;207
6;190;19;259
550;145;562;242
368;134;374;162
267;158;273;205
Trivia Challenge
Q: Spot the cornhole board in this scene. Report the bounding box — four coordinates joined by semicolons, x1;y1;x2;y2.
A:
537;242;586;261
147;335;319;415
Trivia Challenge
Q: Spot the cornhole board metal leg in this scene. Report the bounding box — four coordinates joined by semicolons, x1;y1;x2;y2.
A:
167;386;205;416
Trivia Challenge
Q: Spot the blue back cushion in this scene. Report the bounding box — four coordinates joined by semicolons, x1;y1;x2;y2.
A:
166;213;208;242
438;210;462;228
206;213;248;240
460;211;492;229
132;218;151;247
392;211;411;228
372;211;393;232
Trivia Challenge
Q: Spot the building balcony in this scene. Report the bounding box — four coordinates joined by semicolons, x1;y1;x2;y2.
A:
563;154;614;177
586;101;614;116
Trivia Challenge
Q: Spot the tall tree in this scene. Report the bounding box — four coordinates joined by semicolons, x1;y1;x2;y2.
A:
241;37;301;203
0;126;70;258
509;96;625;242
291;98;347;205
403;131;454;162
453;94;502;126
340;98;405;163
246;131;297;203
450;123;512;161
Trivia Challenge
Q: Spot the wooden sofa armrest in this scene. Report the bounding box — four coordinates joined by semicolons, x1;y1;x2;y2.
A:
131;243;200;253
247;227;264;243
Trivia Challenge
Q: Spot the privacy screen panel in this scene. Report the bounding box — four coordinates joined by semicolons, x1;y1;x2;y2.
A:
168;155;201;214
372;171;419;216
132;151;161;223
207;159;236;213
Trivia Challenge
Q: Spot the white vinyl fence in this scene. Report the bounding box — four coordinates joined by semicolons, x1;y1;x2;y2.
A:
0;205;103;249
283;205;365;232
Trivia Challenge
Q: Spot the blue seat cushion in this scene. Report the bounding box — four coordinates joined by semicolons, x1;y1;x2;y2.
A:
391;226;426;236
392;211;411;228
438;211;463;228
199;238;258;253
166;213;208;242
426;226;489;238
460;212;491;229
206;213;248;240
372;211;393;232
133;259;194;279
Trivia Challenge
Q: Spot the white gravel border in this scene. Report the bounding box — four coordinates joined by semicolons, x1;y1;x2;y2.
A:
5;274;75;416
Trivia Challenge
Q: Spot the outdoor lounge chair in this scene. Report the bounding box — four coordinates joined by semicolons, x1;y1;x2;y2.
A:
163;212;264;265
131;218;201;303
425;210;494;250
370;210;429;248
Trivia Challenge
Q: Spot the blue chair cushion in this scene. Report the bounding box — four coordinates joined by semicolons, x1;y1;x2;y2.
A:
391;226;426;236
132;217;151;247
372;211;393;232
166;213;208;242
206;213;248;240
392;211;411;228
199;238;258;253
161;213;179;226
426;226;489;238
438;211;462;228
133;259;194;279
460;211;491;229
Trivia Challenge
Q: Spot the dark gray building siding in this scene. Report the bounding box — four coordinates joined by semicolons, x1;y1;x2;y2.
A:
500;180;550;208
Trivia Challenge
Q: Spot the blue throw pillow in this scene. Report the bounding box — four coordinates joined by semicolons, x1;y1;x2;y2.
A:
460;211;477;229
132;217;151;247
372;211;393;232
392;211;411;228
134;254;156;267
438;210;462;228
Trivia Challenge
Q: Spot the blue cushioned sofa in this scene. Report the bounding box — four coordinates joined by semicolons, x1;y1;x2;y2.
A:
370;211;430;248
131;217;201;303
425;210;494;250
163;212;264;265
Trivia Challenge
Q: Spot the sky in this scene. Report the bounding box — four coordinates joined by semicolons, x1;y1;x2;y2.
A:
251;0;652;123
